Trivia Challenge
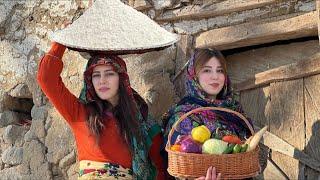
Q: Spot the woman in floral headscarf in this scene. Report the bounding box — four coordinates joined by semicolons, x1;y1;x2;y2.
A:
37;42;167;179
162;48;254;179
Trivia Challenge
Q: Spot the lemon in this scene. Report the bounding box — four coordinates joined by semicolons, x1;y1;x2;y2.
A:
191;125;211;143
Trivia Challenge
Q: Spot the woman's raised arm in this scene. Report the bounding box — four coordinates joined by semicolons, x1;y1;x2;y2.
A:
37;42;84;124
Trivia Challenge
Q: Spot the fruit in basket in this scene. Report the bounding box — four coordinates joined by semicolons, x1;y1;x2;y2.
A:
232;144;241;154
223;143;235;154
174;135;188;145
222;135;242;144
240;144;248;152
180;136;202;153
202;138;228;155
191;125;211;143
170;144;181;152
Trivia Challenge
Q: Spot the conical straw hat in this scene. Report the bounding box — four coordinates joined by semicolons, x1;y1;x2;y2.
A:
51;0;179;54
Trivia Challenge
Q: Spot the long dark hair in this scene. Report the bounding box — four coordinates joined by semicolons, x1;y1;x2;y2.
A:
84;57;145;152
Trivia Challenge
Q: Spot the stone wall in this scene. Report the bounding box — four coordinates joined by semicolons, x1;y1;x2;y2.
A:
0;0;318;179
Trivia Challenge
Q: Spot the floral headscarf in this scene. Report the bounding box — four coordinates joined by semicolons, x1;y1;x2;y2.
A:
163;50;253;145
79;54;161;179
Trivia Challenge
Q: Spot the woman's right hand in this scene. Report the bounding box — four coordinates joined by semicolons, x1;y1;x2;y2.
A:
195;166;221;180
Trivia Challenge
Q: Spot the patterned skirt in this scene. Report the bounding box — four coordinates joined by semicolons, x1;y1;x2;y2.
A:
78;160;133;179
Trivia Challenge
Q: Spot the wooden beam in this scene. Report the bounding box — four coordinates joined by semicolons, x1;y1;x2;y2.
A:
155;0;278;22
268;79;304;179
265;158;290;180
234;53;320;91
317;0;320;42
254;126;320;172
304;74;320;178
195;11;318;50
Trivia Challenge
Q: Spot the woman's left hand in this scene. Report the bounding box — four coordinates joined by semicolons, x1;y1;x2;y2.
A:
195;166;221;180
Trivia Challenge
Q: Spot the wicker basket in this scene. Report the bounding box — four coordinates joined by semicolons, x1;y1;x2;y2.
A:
165;107;260;179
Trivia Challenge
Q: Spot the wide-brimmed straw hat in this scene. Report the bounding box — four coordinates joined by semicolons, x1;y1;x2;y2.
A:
51;0;179;54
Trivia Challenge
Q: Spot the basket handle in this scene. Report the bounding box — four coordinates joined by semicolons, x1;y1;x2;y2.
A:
166;107;254;148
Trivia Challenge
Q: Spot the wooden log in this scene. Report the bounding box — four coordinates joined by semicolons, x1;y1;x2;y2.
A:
263;158;290;180
156;0;278;22
267;80;304;179
239;87;270;128
234;53;320;91
195;11;318;50
227;40;320;85
173;35;193;97
255;125;320;173
317;0;320;42
304;74;320;178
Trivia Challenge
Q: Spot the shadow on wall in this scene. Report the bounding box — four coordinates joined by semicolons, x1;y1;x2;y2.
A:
298;120;320;180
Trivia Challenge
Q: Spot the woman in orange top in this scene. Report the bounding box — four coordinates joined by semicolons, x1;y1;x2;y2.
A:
37;42;166;179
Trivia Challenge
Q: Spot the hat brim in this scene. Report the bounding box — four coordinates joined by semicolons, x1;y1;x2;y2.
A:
68;45;172;55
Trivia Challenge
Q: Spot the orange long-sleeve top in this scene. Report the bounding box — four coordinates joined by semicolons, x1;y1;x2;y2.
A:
37;43;165;176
